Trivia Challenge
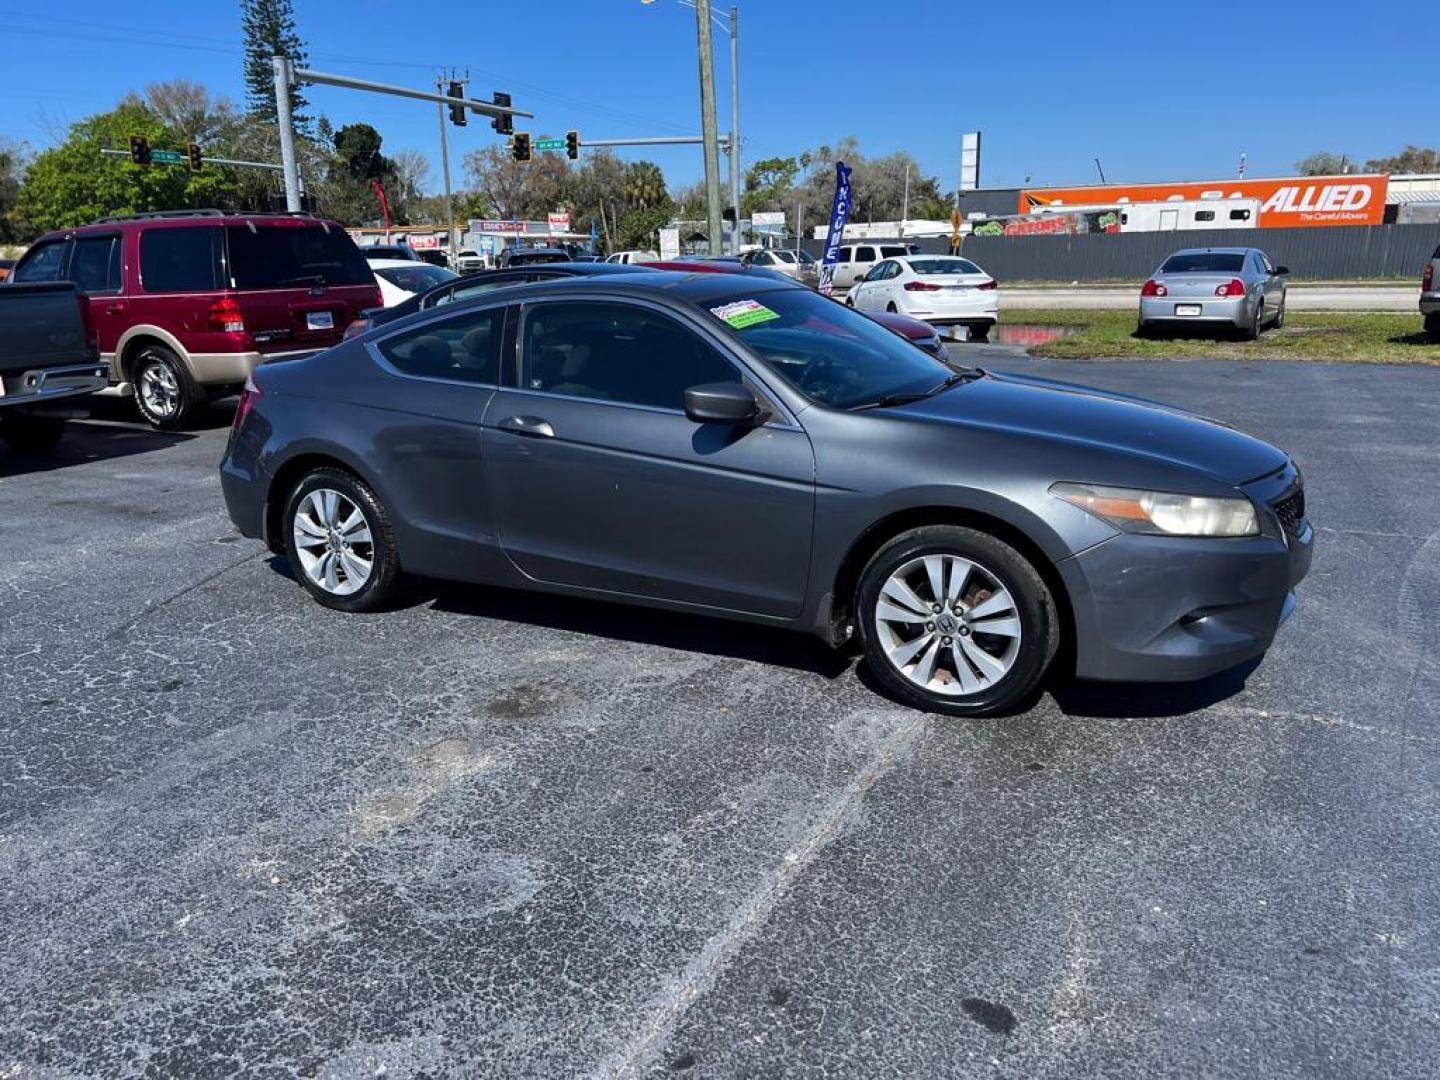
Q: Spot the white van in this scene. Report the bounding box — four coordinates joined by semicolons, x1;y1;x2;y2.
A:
828;243;920;290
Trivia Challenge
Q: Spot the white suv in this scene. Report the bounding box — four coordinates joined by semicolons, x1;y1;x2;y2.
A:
1422;243;1439;343
604;250;660;265
828;242;920;291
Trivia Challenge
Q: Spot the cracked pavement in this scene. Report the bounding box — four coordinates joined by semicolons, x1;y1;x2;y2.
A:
2;353;1438;1078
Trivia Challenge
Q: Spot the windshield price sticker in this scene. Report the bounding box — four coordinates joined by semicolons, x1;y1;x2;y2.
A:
710;300;780;330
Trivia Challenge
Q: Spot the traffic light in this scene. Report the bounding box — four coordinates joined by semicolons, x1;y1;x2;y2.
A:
491;91;513;136
512;132;531;163
566;130;580;160
723;207;736;224
129;135;151;166
186;141;203;173
447;81;467;126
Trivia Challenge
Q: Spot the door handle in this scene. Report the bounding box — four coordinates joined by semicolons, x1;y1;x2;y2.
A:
104;303;128;315
499;415;555;438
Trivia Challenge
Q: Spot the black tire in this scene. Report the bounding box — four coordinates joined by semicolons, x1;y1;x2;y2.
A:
1135;321;1152;339
856;525;1059;717
1425;314;1440;344
282;466;405;613
845;295;855;307
130;343;205;430
968;323;992;343
1242;300;1263;341
0;413;67;455
886;302;898;313
1273;298;1286;329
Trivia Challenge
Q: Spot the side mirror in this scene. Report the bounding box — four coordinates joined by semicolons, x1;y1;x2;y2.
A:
684;381;759;425
1274;265;1290;276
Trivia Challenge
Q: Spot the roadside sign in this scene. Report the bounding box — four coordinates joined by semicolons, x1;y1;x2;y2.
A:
151;149;185;165
548;212;570;233
534;138;565;152
659;227;680;259
752;211;785;227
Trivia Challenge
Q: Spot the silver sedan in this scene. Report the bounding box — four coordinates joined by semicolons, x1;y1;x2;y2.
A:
1139;247;1289;339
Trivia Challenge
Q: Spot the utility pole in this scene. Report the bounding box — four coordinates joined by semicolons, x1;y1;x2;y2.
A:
273;57;302;212
900;164;910;238
694;0;723;254
727;5;741;254
436;74;459;266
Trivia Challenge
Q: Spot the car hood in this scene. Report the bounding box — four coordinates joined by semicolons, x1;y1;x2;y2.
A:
897;370;1286;485
868;310;935;340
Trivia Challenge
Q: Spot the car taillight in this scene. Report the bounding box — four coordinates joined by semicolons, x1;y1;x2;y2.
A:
367;286;383;308
976;279;998;290
233;374;262;430
1424;263;1435;292
1141;279;1168;297
903;281;942;292
342;316;372;341
76;293;99;353
1215;278;1247;298
208;296;246;333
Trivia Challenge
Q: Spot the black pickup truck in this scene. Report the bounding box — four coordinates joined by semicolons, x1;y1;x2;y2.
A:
0;282;109;454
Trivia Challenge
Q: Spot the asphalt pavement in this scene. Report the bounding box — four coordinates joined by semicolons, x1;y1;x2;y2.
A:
1000;284;1420;312
3;353;1439;1078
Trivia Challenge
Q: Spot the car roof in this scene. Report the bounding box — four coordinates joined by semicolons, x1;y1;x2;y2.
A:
1166;247;1256;256
367;258;431;269
504;269;794;304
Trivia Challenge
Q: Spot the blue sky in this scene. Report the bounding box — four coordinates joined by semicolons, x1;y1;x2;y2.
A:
3;0;1436;193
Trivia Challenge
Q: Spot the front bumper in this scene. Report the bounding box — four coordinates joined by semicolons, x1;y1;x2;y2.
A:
1139;295;1250;327
1057;473;1312;682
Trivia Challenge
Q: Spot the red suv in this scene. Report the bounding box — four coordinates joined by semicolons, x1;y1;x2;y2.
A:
9;211;381;428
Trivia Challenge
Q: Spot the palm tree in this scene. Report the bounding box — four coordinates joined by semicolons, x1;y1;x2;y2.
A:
622;161;669;212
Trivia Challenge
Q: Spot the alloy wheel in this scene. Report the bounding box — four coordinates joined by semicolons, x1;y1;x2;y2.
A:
138;359;180;420
291;488;375;596
872;554;1022;696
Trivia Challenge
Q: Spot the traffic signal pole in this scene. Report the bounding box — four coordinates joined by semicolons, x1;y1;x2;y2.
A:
436;76;459;266
271;57;531;214
694;0;724;255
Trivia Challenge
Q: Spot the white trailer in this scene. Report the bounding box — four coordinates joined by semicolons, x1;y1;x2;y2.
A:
1117;198;1260;232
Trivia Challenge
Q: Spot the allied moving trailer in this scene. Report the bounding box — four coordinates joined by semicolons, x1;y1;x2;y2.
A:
1117;198;1260;232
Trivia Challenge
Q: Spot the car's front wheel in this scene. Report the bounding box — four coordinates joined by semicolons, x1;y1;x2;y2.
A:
857;525;1059;717
0;413;67;455
283;467;404;612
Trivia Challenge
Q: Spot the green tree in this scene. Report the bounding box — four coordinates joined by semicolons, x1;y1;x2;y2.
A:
1296;151;1352;176
616;206;670;252
622;160;668;212
741;155;798;215
0;138;27;243
1364;145;1440;174
241;0;309;127
14;103;236;233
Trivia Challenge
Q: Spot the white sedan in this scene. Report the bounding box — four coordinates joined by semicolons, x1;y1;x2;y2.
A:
368;259;459;308
847;254;999;340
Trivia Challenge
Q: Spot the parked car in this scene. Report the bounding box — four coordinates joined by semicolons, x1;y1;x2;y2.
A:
847;255;999;340
452;249;487;274
604;250;660;265
740;248;818;285
222;272;1311;717
361;244;419;263
368;260;458;308
498;247;572;268
1139;247;1288;339
342;261;647;339
1421;242;1439;343
0;282;109;454
828;242;920;291
642;258;950;360
9;210;381;429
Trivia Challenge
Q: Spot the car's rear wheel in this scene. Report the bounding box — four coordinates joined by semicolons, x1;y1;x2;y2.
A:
969;322;992;343
0;413;67;455
283;467;403;612
856;526;1058;717
1243;299;1263;341
1425;313;1440;343
132;344;204;430
1273;297;1286;329
886;302;898;313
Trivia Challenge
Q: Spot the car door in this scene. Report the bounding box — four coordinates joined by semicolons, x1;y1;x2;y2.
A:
481;296;816;618
66;233;126;364
853;262;888;309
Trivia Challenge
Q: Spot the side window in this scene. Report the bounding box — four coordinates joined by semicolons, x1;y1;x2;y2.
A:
13;240;69;283
69;236;121;293
753;251;774;266
140;227;222;292
837;246;851;263
1260;252;1276;274
885;261;904;280
854;246;876;263
377;305;506;384
521;302;736;411
868;261;891;281
433;274;525;307
1229;208;1252;221
1194;210;1216;222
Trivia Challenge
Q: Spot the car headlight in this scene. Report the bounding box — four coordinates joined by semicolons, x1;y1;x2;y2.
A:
1050;482;1258;537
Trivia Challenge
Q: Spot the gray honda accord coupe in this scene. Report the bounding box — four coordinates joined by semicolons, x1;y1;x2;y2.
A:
221;271;1312;716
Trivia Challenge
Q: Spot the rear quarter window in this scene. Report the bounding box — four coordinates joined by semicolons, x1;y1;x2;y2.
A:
13;240;69;283
227;225;373;289
140;227;223;292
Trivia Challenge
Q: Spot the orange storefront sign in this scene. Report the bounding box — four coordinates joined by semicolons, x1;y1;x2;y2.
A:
1019;174;1388;228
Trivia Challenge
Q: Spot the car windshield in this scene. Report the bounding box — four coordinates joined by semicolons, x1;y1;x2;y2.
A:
1160;252;1246;274
908;258;983;276
796;250;816;265
702;288;959;410
375;264;457;292
227;225;373;287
